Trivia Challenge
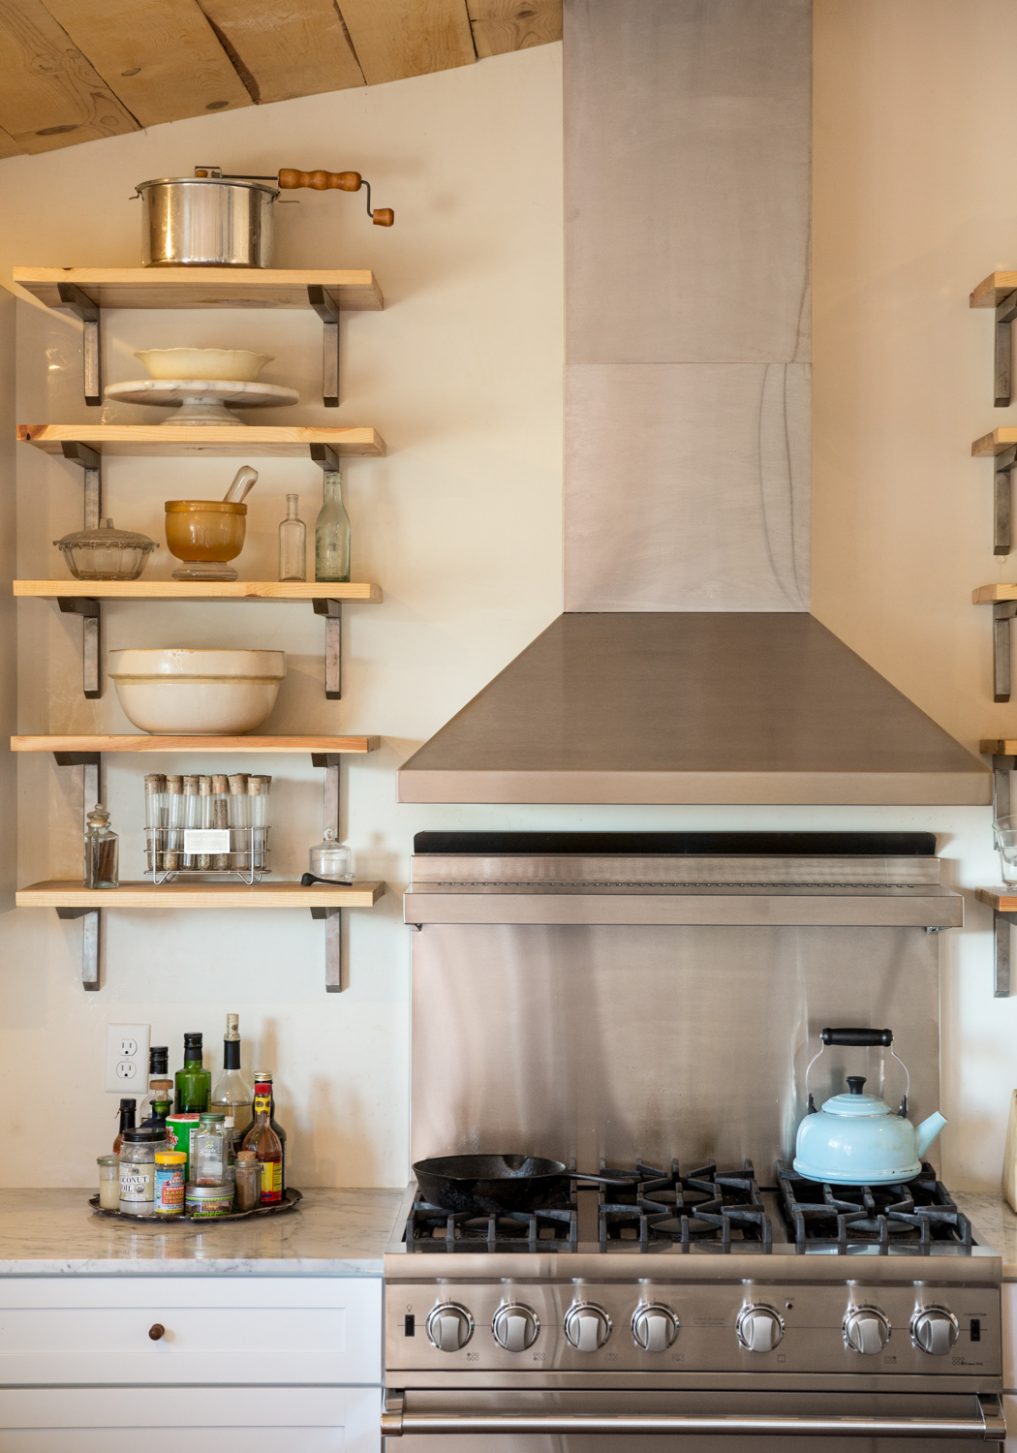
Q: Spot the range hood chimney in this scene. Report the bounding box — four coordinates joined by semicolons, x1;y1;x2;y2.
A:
398;0;988;806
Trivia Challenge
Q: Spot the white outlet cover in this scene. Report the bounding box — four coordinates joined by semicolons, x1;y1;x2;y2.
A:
105;1022;151;1096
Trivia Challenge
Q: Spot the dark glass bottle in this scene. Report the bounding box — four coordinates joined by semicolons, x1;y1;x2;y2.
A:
113;1097;136;1154
144;1045;173;1129
241;1077;283;1205
174;1032;211;1114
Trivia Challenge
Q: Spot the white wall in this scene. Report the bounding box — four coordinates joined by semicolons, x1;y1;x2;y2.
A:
0;4;1014;1195
0;46;564;1189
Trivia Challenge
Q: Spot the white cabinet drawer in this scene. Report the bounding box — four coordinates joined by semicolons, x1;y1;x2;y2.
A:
0;1385;380;1452
0;1277;380;1387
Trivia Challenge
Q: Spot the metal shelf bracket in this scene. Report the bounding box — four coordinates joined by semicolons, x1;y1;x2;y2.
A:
57;597;102;699
307;285;340;407
313;599;343;699
55;907;102;990
992;601;1017;702
992;911;1014;997
309;905;344;992
61;441;103;526
996;290;1017;407
58;283;102;406
993;445;1017;554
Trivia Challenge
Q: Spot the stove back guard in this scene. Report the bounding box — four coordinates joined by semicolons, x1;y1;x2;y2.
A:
406;835;955;1178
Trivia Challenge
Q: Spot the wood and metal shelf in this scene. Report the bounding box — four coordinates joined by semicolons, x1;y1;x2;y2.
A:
13;265;389;993
14;266;384;408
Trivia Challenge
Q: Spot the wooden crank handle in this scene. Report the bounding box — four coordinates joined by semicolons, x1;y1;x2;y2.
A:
277;168;362;192
372;208;395;227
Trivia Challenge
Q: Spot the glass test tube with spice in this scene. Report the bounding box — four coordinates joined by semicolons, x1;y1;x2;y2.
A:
144;772;270;883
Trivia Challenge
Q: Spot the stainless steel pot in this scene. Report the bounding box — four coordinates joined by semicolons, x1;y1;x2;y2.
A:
137;174;279;267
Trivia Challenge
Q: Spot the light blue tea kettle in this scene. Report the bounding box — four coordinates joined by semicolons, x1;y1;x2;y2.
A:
793;1027;946;1185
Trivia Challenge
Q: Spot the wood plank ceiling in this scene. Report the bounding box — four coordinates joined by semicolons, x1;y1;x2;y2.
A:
0;0;562;156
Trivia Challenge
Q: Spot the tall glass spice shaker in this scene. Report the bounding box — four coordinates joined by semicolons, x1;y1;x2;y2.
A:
164;775;183;872
228;773;249;872
248;775;271;874
84;804;119;888
314;471;351;582
182;775;200;869
144;773;165;874
278;493;307;581
196;775;213;870
211;774;230;870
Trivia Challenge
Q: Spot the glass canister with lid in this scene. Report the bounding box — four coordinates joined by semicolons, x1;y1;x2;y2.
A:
118;1126;168;1215
189;1111;230;1186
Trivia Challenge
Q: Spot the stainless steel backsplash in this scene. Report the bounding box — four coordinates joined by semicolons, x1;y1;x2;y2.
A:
410;921;940;1181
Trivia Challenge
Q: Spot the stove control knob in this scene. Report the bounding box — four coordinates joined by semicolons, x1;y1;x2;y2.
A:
632;1303;679;1353
737;1304;784;1354
492;1303;539;1353
843;1307;891;1355
564;1302;612;1352
911;1307;960;1357
426;1302;474;1353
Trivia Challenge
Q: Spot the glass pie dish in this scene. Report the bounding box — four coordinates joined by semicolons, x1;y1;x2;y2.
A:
54;519;158;580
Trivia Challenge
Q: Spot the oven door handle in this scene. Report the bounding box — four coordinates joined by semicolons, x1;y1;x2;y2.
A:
381;1392;1006;1440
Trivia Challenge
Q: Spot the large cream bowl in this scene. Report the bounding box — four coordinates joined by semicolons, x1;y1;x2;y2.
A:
109;648;285;734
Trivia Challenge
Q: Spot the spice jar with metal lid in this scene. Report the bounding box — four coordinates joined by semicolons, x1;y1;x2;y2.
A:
118;1126;168;1215
84;803;119;889
97;1154;119;1211
233;1150;261;1212
185;1182;233;1218
190;1112;229;1186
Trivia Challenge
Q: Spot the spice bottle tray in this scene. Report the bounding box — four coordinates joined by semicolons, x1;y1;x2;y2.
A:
89;1186;302;1222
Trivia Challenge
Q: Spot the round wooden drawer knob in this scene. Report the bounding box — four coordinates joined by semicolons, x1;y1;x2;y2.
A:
148;1323;166;1341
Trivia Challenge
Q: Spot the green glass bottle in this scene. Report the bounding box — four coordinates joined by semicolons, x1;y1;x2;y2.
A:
314;472;351;583
174;1032;211;1114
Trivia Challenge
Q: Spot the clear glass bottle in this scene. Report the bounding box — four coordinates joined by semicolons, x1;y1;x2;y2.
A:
278;493;307;581
84;803;118;888
211;1012;253;1145
314;473;351;582
190;1112;230;1186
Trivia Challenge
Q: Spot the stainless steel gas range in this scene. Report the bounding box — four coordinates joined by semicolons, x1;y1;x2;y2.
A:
383;833;1004;1448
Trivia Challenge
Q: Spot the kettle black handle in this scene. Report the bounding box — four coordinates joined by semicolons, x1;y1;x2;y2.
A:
821;1027;893;1047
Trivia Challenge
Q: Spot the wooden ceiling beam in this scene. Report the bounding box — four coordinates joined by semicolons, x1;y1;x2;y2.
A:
336;0;476;85
467;0;562;58
0;0;137;152
39;0;252;126
197;0;364;105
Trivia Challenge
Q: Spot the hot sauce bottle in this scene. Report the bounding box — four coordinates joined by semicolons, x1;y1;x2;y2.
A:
241;1076;283;1205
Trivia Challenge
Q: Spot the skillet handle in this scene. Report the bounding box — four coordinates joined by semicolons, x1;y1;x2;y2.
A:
571;1171;641;1187
821;1028;892;1047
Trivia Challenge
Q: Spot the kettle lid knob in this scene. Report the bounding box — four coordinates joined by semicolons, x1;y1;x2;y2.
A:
846;1075;867;1095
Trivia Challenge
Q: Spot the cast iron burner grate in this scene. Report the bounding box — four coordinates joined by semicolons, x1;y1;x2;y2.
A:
404;1198;578;1252
599;1160;773;1251
776;1161;974;1254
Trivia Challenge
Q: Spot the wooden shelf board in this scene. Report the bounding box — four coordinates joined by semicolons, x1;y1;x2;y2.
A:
972;584;1017;604
13;579;382;602
972;428;1017;458
16;880;385;910
12;267;383;313
971;273;1017;308
981;740;1017;755
977;887;1017;912
12;734;377;755
17;424;386;457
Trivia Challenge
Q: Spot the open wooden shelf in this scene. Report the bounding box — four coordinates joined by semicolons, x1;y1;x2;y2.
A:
12;735;377;755
971;274;1017;308
981;739;1017;755
977;887;1017;912
14;579;382;602
972;429;1017;458
16;880;385;910
17;424;386;457
972;584;1017;603
13;267;384;313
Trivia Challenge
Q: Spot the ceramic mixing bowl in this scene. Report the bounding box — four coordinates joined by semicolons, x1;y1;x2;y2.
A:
109;648;285;734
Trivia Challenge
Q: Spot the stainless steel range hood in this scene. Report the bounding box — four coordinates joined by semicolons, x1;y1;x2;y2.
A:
398;0;989;808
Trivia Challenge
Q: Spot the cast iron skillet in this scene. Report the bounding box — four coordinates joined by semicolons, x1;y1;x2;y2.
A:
413;1153;634;1215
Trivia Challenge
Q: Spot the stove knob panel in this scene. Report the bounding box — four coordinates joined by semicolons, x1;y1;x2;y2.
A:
911;1307;960;1357
564;1302;612;1352
632;1303;679;1353
426;1302;474;1353
736;1304;784;1354
492;1303;539;1353
843;1307;891;1355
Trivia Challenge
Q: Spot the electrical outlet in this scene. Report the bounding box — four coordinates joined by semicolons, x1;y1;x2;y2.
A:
105;1022;150;1095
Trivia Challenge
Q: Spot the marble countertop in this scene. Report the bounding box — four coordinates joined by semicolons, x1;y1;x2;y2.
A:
0;1188;404;1275
955;1191;1017;1278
